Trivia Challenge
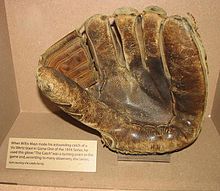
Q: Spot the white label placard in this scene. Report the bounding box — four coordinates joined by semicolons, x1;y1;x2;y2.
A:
6;138;97;172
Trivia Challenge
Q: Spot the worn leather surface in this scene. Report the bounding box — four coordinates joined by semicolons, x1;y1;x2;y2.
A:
36;6;208;154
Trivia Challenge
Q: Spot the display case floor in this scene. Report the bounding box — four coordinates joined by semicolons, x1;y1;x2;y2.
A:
0;112;220;190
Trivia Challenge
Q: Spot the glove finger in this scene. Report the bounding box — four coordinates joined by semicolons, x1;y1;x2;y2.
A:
161;16;208;140
113;7;143;70
162;16;207;116
84;14;123;79
142;7;172;107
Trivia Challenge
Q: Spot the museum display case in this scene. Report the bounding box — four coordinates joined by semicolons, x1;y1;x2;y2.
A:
0;1;220;190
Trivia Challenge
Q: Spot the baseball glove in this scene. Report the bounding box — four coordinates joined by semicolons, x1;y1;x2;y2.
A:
36;6;208;154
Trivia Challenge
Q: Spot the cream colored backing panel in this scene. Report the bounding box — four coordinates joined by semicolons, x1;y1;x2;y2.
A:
212;72;220;134
0;0;19;144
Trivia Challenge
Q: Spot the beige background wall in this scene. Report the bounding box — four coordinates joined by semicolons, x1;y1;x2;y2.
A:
0;0;19;143
4;0;220;115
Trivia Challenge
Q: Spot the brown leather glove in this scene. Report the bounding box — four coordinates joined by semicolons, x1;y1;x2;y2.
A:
36;6;208;154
